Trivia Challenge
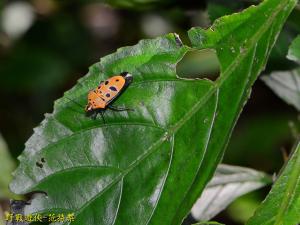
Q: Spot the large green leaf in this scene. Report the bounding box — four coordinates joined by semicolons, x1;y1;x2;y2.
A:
246;141;300;225
10;0;296;224
173;0;296;223
191;164;271;221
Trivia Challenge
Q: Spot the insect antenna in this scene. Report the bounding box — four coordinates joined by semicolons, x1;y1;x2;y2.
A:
64;96;85;109
63;96;87;116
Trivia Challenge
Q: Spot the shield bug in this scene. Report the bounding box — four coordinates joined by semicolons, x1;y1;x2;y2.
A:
85;72;133;121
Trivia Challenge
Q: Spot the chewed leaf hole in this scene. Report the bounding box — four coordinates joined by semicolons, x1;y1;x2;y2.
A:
36;162;43;168
176;49;220;81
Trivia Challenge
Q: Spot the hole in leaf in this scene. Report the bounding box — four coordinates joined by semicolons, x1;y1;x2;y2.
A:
36;162;43;168
176;49;220;80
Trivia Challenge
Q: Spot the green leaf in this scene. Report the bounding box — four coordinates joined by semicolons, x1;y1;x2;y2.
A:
287;35;300;63
10;0;296;224
174;0;296;223
191;164;272;221
262;35;300;111
246;141;300;225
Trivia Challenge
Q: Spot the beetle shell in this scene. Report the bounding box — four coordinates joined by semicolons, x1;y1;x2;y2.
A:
85;72;133;112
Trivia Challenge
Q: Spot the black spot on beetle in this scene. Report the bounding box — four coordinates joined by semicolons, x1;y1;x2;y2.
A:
105;81;109;85
106;93;110;97
109;86;117;91
116;79;119;82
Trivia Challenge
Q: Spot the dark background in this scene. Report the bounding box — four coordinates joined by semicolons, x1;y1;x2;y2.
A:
0;0;299;224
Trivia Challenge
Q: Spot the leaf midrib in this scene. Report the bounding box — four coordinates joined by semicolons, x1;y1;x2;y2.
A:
69;132;174;223
31;133;173;222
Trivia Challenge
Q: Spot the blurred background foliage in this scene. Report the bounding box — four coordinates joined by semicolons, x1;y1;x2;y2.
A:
0;0;299;224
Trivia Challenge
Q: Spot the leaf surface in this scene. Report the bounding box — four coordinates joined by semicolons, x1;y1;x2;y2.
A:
173;0;296;223
10;0;297;224
246;142;300;225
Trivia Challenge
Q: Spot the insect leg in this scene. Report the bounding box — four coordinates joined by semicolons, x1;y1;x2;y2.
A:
100;111;106;123
108;105;134;112
91;111;98;120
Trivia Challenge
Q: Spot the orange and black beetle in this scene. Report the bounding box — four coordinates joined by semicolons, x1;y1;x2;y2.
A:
85;72;133;121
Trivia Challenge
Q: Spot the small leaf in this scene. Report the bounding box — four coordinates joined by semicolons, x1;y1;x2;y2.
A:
287;35;300;64
191;164;272;221
246;141;300;225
